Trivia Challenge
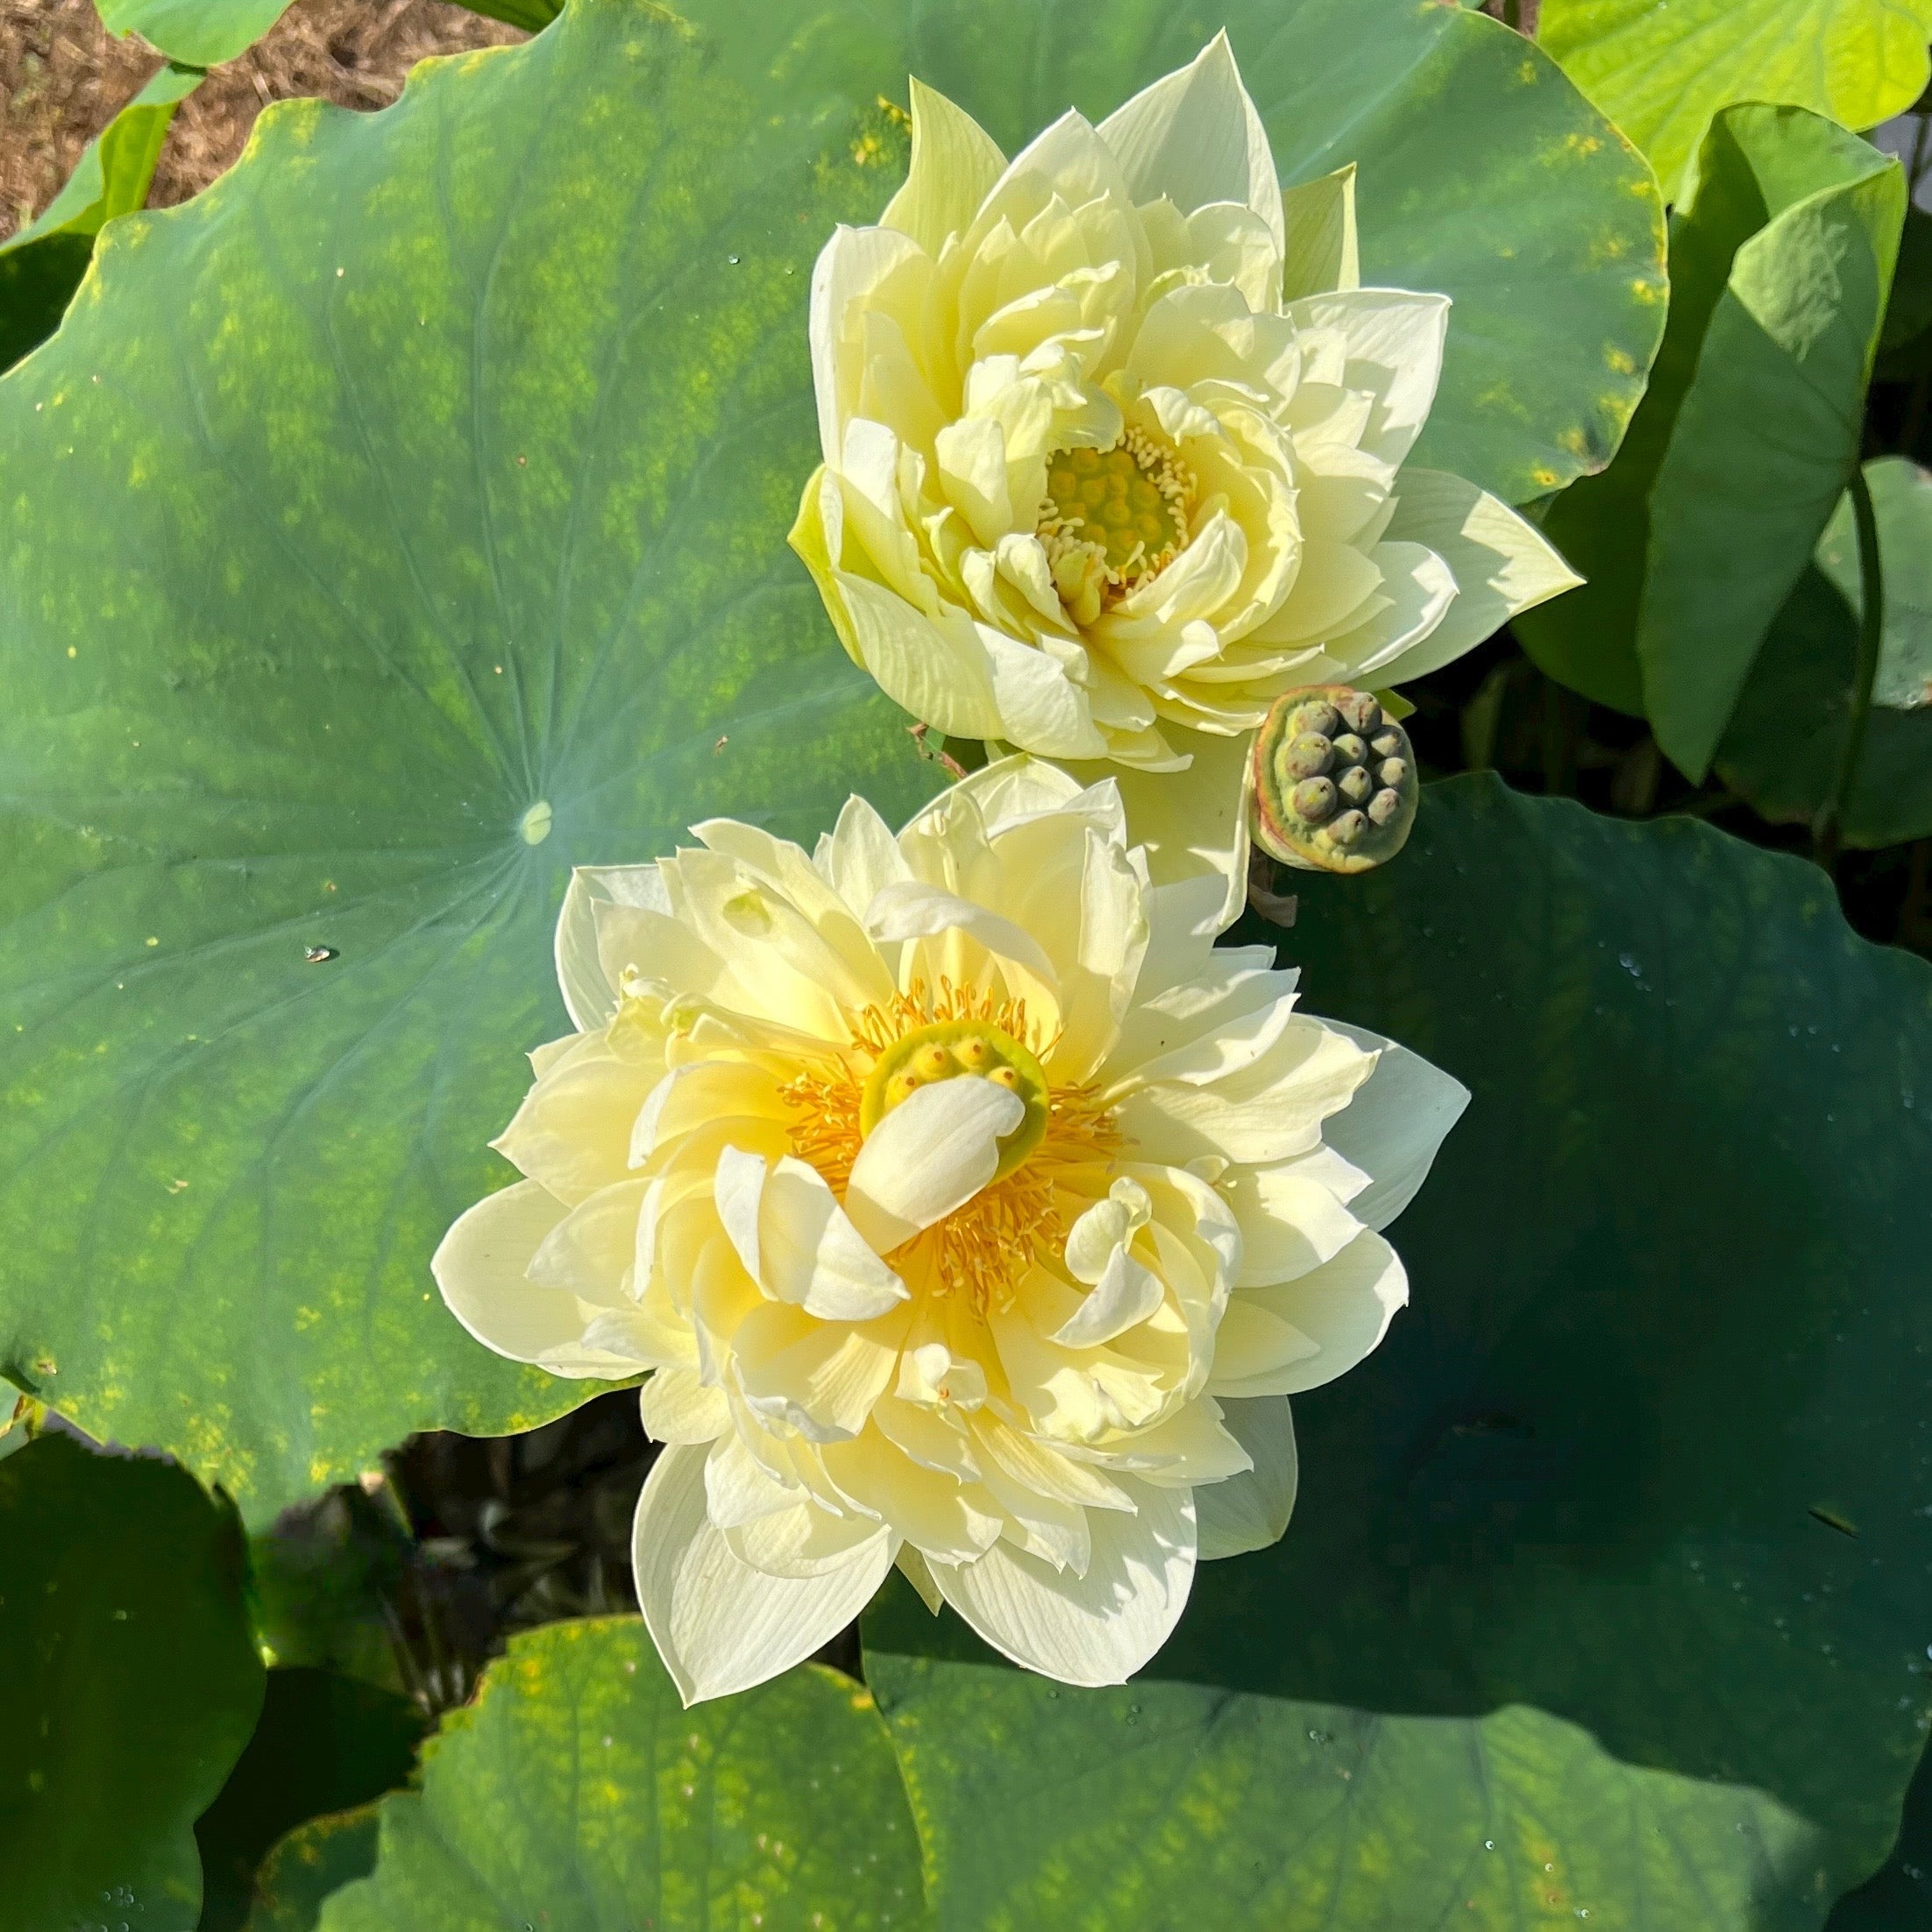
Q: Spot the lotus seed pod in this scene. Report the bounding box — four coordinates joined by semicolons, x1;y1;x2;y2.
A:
1291;776;1338;821
1282;732;1334;780
1250;683;1420;875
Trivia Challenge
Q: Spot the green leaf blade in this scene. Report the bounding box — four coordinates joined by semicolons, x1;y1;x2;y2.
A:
1518;104;1905;759
314;1620;929;1930
1640;146;1904;775
1542;0;1932;202
93;0;293;69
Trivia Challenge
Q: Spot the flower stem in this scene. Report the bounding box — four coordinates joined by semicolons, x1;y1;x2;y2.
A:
1814;463;1884;868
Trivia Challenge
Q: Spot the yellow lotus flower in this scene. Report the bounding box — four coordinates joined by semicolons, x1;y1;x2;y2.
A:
435;760;1465;1701
791;35;1579;881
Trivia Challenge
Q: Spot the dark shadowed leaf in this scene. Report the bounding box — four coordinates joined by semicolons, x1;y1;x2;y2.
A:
1717;458;1932;848
245;1808;382;1932
868;775;1932;1928
0;1433;263;1932
195;1669;428;1932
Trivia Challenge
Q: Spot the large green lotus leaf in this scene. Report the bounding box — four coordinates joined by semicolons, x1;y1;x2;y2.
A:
1541;0;1932;202
863;1635;1822;1928
868;775;1932;1921
678;0;1665;505
1717;460;1932;847
0;1433;264;1932
195;1668;428;1932
0;3;945;1518
93;0;292;68
0;63;199;374
1519;103;1900;718
246;1809;381;1932
315;1618;928;1931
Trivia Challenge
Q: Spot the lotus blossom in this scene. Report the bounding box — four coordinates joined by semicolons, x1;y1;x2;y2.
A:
434;760;1466;1701
791;36;1578;906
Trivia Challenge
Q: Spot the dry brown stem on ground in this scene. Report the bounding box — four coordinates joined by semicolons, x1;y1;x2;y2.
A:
2;0;524;242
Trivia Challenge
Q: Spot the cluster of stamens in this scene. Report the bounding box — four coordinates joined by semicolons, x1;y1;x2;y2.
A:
1035;428;1196;625
778;978;1123;1314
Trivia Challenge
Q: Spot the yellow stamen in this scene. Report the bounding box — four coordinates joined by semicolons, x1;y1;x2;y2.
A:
1036;428;1195;623
778;978;1125;1314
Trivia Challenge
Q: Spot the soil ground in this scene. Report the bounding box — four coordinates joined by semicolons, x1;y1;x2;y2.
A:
2;0;523;241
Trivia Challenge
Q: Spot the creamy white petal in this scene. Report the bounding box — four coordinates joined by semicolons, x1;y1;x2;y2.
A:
810;224;928;464
817;794;912;912
844;1076;1026;1253
1063;724;1253;932
716;1148;910;1322
831;568;1009;740
433;1180;643;1376
1098;32;1284;253
1195;1396;1298;1559
864;879;1059;985
1280;164;1359;302
1378;469;1583;685
1282;289;1450;470
1051;1241;1167;1348
638;1368;729;1445
1225;1164;1364;1288
1211;1228;1406;1397
632;1444;895;1705
897;1543;946;1613
932;1479;1197;1686
881;77;1007;256
556;863;671;1032
1319;1022;1469;1232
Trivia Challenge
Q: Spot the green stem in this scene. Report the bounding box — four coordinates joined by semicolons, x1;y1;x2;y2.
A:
1814;464;1885;866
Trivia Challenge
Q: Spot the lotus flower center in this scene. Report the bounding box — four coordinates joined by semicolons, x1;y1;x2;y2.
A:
860;1019;1049;1181
1036;429;1195;625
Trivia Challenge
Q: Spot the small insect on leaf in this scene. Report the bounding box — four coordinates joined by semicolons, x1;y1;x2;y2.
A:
1807;1505;1858;1538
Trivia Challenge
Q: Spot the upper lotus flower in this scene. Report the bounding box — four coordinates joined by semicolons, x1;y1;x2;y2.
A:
434;760;1466;1701
791;35;1579;790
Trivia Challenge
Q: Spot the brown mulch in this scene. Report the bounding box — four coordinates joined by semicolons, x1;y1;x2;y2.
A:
1;0;525;242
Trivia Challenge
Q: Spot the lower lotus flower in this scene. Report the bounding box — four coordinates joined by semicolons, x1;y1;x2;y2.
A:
435;760;1466;1701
